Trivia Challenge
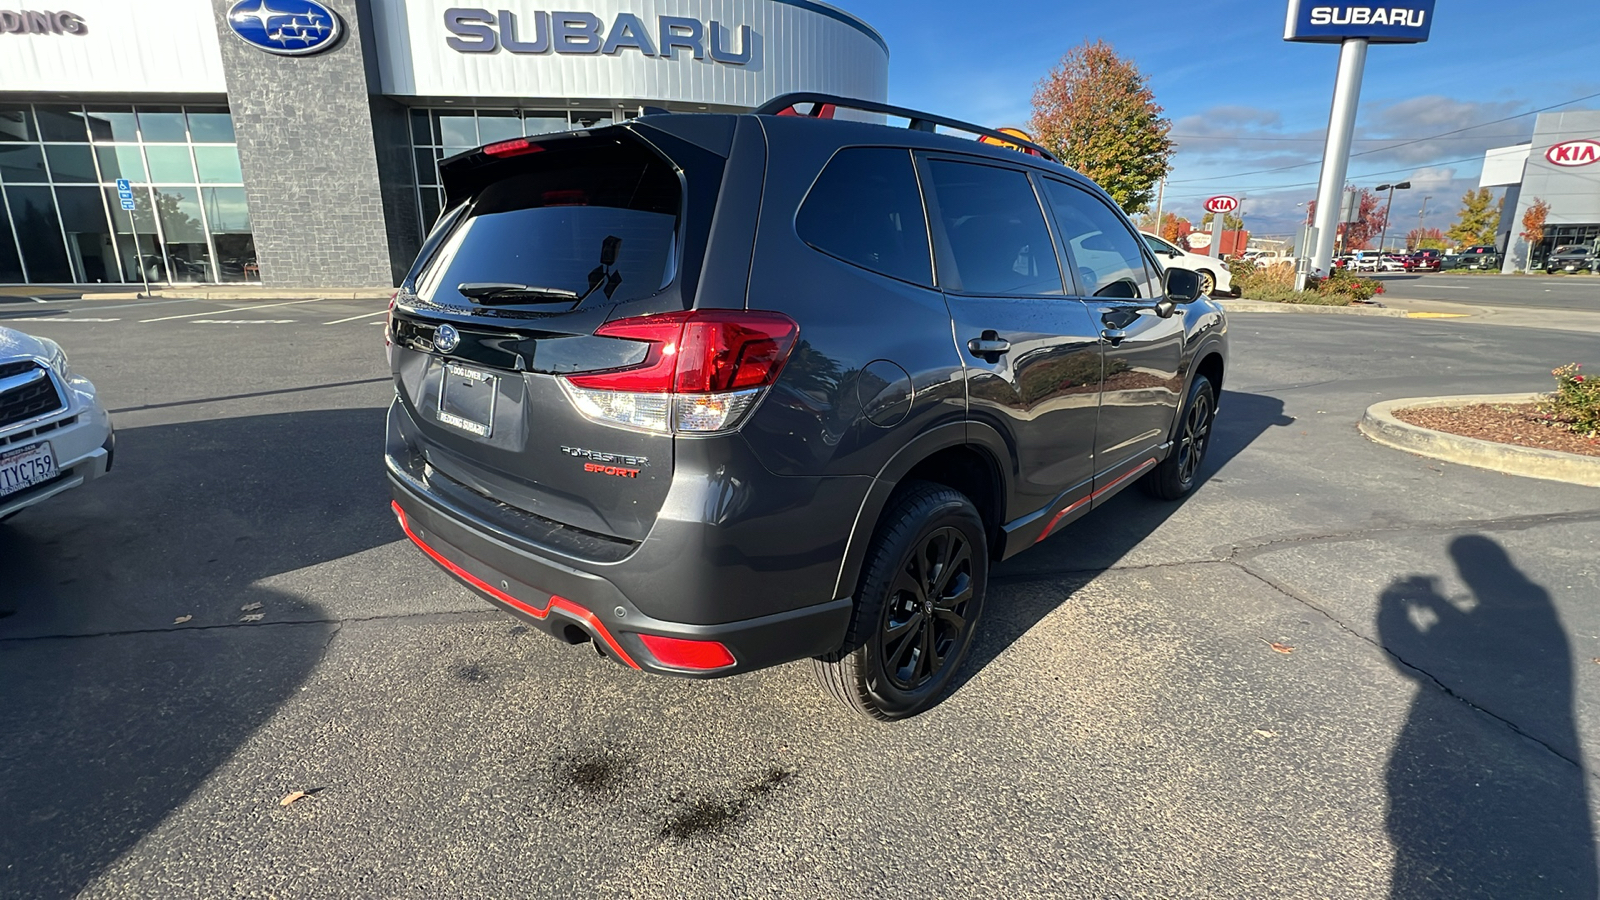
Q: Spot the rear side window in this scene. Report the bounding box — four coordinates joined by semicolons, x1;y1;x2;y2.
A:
796;147;932;286
415;144;680;306
1042;179;1157;300
923;159;1063;296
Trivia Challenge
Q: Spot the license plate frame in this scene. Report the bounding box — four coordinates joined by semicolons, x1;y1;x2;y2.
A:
437;362;498;438
0;440;56;498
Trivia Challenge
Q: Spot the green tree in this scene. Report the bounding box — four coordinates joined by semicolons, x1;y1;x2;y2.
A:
1446;188;1499;247
1030;39;1173;214
1407;227;1447;251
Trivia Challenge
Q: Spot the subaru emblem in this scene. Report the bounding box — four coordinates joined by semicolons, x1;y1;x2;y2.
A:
434;323;460;353
226;0;342;56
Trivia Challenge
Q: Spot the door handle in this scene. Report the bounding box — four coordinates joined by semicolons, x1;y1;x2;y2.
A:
967;333;1011;360
1100;328;1128;346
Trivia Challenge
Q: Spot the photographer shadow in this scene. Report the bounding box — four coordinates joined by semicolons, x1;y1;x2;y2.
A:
1379;535;1594;898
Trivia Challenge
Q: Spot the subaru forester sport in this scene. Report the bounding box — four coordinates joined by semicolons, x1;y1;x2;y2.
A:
386;95;1228;719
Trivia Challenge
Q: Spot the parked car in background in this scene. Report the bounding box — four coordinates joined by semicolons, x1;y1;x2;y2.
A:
1461;246;1501;270
1403;249;1444;272
0;326;113;520
1141;232;1234;296
1543;245;1595;274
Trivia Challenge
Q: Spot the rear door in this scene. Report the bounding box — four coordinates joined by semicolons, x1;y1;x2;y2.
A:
389;124;731;542
1040;178;1182;496
917;154;1103;521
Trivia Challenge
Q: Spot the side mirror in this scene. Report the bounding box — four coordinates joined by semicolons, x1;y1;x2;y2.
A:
1164;267;1202;304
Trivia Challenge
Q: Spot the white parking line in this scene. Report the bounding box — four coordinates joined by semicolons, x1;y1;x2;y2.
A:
139;298;320;323
191;319;297;324
1;316;121;322
323;309;389;325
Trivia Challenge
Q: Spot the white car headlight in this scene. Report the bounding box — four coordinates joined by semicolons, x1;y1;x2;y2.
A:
41;340;72;380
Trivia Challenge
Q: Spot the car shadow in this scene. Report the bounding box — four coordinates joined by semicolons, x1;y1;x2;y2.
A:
0;408;393;899
951;390;1293;690
1378;535;1595;898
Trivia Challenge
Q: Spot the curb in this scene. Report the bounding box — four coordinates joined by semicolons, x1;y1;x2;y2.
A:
78;288;394;301
1220;298;1409;317
1359;393;1600;488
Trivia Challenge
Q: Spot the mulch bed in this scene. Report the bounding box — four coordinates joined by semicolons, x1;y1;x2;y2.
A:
1394;402;1600;458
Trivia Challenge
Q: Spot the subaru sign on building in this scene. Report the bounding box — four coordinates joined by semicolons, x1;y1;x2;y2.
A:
0;0;888;288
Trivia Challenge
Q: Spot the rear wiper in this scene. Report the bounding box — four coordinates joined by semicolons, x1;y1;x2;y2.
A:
457;282;580;304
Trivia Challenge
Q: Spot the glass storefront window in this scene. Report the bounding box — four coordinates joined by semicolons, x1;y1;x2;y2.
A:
524;115;566;136
95;145;147;183
477;113;521;143
85;107;138;142
571;111;614;130
137;109;188;143
6;186;72;282
193;146;242;184
0;144;47;182
409;109;434;145
0;103;250;284
187;110;235;143
146;146;195;183
0;108;36;142
56;185;117;282
35;107;89;143
46;145;98;183
437;113;478;148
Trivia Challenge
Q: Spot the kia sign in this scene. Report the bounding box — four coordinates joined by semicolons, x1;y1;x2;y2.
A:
1284;0;1435;43
1204;196;1239;215
1546;139;1600;168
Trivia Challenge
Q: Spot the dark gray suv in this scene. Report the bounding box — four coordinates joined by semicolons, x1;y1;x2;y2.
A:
386;95;1228;719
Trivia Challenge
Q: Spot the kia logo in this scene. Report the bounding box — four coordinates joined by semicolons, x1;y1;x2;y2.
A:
1204;196;1239;214
226;0;341;56
1546;140;1600;168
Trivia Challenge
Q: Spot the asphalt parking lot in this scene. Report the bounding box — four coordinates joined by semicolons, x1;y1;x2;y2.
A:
3;296;1599;898
1374;272;1600;310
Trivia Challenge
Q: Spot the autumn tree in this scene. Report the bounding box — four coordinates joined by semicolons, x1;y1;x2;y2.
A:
1406;227;1446;251
1201;210;1246;231
1521;197;1550;268
1030;40;1173;213
1159;212;1191;243
1447;188;1500;247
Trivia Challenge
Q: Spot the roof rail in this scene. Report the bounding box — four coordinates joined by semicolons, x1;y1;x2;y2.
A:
753;93;1060;164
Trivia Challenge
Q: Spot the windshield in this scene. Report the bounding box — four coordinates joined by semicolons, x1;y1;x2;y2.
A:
415;148;680;308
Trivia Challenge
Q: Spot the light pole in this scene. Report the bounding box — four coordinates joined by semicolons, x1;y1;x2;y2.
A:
1375;181;1410;254
1416;195;1431;246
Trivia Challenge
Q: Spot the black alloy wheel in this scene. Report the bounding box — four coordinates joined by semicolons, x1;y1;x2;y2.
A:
1141;374;1217;501
878;526;974;692
813;482;988;721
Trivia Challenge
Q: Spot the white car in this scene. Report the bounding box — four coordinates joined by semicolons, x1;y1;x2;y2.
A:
0;326;113;520
1141;232;1234;297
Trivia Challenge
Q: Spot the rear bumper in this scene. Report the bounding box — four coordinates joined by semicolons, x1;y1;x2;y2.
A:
388;473;853;678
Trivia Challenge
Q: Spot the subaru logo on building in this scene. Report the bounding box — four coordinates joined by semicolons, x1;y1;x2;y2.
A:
433;323;461;353
226;0;341;56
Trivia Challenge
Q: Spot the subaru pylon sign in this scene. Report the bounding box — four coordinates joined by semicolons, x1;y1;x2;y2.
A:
1284;0;1435;43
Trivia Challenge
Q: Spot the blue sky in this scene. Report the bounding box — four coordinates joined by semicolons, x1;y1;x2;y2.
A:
839;0;1600;237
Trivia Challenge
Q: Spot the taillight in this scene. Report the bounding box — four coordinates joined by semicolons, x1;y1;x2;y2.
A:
559;310;798;434
385;290;398;366
483;138;543;158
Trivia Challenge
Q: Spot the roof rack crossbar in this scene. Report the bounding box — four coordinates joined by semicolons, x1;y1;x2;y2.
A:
753;93;1059;163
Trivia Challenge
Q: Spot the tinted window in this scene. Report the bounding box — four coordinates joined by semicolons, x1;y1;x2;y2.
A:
1043;179;1156;299
1143;234;1180;256
925;159;1062;296
414;145;680;307
796;147;931;286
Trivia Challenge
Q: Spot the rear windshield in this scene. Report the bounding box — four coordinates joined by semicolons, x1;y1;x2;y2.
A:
415;145;681;307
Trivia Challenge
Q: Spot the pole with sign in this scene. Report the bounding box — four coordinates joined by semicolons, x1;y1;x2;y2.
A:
1204;196;1238;259
1285;0;1435;286
115;178;152;296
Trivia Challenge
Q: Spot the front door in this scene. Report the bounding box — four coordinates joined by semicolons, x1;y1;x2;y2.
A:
917;155;1103;530
1040;178;1183;497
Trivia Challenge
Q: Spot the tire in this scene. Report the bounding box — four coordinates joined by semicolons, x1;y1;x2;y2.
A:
813;481;988;721
1141;374;1217;501
1198;270;1216;296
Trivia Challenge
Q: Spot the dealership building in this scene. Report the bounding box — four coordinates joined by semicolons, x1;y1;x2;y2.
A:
1480;110;1600;271
0;0;888;287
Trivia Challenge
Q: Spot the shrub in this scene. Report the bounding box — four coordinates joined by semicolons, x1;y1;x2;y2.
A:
1228;258;1296;297
1541;364;1600;437
1309;268;1386;302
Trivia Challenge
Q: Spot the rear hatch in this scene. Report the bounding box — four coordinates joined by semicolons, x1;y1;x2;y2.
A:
389;119;738;544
